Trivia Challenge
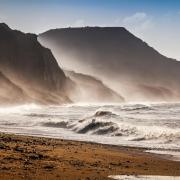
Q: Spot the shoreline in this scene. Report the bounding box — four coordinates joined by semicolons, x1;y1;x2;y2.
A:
1;130;179;159
0;133;180;180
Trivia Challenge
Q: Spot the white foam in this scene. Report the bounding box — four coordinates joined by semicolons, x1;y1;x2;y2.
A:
0;102;180;158
0;103;41;114
146;150;180;161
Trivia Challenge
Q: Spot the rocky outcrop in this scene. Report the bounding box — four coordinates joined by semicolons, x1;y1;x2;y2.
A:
65;70;124;103
0;23;71;105
39;27;180;101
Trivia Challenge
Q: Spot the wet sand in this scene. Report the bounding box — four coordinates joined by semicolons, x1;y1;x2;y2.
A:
0;133;179;180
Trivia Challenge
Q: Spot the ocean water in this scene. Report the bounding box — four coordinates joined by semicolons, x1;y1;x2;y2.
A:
0;103;180;158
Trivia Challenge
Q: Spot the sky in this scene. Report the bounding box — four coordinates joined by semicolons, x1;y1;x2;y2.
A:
0;0;180;60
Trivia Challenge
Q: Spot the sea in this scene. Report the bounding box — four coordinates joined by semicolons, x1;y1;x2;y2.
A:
0;102;180;160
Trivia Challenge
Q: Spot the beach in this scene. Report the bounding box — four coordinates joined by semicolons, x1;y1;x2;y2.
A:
0;1;180;179
0;133;179;180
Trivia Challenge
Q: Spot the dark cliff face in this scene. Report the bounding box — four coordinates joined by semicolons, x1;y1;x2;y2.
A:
0;23;71;105
0;71;30;105
65;70;124;103
39;27;180;101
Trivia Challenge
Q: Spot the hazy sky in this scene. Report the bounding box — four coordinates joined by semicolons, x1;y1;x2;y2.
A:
0;0;180;60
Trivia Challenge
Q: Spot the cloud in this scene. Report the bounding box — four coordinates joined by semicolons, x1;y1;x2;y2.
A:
122;12;154;33
72;19;85;27
123;12;147;24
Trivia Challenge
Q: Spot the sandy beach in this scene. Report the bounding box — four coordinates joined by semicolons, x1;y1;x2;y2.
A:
0;133;179;180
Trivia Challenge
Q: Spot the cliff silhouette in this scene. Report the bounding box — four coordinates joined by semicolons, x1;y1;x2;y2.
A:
39;27;180;101
0;24;125;105
0;23;71;105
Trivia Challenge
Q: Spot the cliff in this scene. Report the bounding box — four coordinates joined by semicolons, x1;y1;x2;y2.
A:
0;71;30;105
39;27;180;101
65;70;124;103
0;23;71;105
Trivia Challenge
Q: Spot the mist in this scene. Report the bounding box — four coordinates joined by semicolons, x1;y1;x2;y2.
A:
39;27;180;102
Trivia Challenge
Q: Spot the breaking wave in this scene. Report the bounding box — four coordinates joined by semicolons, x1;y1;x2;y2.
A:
41;110;180;144
43;121;68;128
0;103;180;151
121;104;153;111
